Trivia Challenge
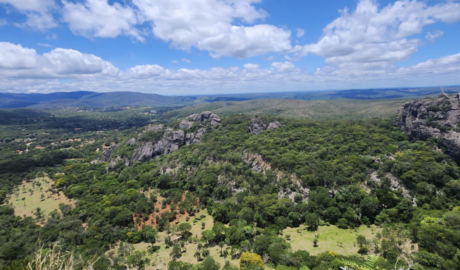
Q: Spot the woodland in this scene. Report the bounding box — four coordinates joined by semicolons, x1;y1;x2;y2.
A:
0;103;459;270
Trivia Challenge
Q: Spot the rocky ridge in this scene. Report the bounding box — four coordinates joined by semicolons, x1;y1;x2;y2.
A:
397;93;460;163
100;111;221;166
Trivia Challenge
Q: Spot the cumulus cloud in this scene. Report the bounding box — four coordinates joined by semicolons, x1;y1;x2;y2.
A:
62;0;143;41
398;53;460;76
426;30;444;42
0;0;57;30
271;61;296;72
182;58;191;64
133;0;291;58
126;64;165;78
0;42;119;78
56;0;292;58
1;42;459;94
296;0;460;68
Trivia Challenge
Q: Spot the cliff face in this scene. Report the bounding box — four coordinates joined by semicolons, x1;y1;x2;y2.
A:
100;111;222;165
397;94;460;163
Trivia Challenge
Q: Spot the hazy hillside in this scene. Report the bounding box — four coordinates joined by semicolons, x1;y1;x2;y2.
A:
1;86;458;109
160;99;408;120
0;91;198;109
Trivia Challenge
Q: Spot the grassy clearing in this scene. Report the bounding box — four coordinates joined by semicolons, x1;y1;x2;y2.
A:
115;210;239;270
118;211;381;269
283;225;382;256
5;176;75;220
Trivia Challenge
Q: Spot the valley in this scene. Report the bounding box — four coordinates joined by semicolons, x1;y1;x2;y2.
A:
0;94;459;270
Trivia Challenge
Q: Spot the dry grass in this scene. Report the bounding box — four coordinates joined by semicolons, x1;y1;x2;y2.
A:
116;210;239;270
29;244;98;270
283;225;382;256
6;176;75;221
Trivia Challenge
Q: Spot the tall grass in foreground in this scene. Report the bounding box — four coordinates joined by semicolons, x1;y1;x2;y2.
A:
28;245;99;270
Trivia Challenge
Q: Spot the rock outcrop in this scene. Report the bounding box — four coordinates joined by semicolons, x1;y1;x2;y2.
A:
126;112;221;164
100;145;116;162
249;118;282;135
187;111;221;127
397;94;460;163
131;128;185;163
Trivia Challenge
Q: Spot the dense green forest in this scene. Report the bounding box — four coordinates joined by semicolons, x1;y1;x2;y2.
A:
1;106;459;270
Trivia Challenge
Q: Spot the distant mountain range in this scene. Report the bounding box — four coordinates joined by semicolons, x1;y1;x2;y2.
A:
0;91;197;109
0;86;459;109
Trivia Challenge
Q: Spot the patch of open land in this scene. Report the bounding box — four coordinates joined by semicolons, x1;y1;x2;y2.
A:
5;176;75;221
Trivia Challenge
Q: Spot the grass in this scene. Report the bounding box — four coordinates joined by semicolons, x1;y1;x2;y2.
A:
284;224;382;256
118;211;381;269
117;210;239;270
5;176;75;220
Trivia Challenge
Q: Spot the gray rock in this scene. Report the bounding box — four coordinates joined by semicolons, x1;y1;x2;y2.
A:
249;119;268;135
187;111;222;127
145;124;164;132
129;112;221;164
101;145;116;162
179;120;195;129
126;138;136;146
185;127;207;145
249;118;281;134
397;95;460;163
268;121;282;130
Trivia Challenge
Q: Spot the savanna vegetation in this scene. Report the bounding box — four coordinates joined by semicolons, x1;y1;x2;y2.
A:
1;106;459;270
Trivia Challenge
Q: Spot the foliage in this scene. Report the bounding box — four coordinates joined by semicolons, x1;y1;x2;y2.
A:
240;252;264;270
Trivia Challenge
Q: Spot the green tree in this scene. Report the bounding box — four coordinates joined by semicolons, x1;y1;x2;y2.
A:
240;252;264;270
170;244;182;261
305;213;319;231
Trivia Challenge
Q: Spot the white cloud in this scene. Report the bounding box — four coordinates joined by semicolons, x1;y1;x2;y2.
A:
0;42;119;78
126;64;165;78
57;0;292;58
62;0;143;41
1;42;459;95
243;63;260;70
132;0;292;58
182;58;191;64
0;19;7;27
0;0;57;30
398;53;460;76
171;60;179;64
426;30;444;42
296;28;305;38
296;0;460;68
271;61;296;72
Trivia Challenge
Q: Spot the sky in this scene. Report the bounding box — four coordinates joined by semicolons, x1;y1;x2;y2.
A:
0;0;459;95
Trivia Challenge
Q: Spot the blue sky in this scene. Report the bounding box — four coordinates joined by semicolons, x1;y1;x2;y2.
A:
0;0;459;95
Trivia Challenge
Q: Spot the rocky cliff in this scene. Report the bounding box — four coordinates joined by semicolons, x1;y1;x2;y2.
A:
100;111;221;165
248;118;282;135
397;93;460;163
